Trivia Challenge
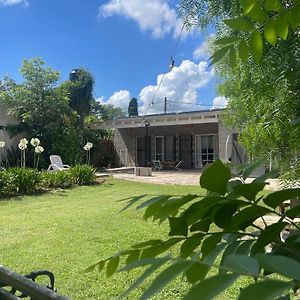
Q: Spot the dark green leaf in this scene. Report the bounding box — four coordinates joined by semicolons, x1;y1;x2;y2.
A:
264;20;278;46
143;202;162;220
200;159;231;195
224;18;255;32
126;250;140;265
203;243;226;265
210;46;231;65
224;254;259;276
120;258;169;298
242;0;258;14
106;256;120;277
169;217;188;237
141;261;194;300
184;274;238;300
252;222;288;254
238;40;249;63
190;218;212;232
253;170;278;183
233;183;266;201
201;233;222;258
286;205;300;218
84;263;97;273
264;188;300;209
239;281;291;300
98;260;105;272
137;195;171;209
275;15;289;40
256;254;300;281
185;262;210;283
264;0;283;12
120;194;147;212
220;241;240;274
214;37;241;45
229;206;272;230
287;4;300;30
240;159;265;180
180;233;203;258
214;203;238;228
236;240;255;255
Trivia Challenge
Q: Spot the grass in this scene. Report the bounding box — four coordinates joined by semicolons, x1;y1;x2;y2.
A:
0;178;256;299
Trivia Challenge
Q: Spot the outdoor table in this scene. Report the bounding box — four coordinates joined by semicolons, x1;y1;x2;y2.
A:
161;160;176;169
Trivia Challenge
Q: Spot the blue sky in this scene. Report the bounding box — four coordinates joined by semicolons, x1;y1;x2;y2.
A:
0;0;226;115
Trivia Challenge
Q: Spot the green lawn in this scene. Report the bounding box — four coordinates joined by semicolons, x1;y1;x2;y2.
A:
0;179;250;299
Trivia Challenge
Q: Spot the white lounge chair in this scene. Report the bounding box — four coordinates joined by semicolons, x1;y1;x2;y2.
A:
175;160;184;171
47;155;70;171
153;160;162;171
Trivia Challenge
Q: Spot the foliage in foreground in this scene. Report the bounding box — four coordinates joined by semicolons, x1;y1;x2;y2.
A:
0;165;96;197
89;160;300;299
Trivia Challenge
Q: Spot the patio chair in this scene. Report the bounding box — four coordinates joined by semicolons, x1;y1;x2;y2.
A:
153;160;162;171
47;155;70;171
175;160;184;171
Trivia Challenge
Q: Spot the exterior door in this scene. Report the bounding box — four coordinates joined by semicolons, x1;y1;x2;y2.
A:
195;135;218;168
179;135;192;169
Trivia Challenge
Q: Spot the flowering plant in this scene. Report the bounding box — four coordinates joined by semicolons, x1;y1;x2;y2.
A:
30;138;40;147
34;145;44;169
18;138;28;167
83;142;93;165
34;145;44;154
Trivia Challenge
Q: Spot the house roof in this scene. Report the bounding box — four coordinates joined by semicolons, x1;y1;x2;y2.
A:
91;109;224;130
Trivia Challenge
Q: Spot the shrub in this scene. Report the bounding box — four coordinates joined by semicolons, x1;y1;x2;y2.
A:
0;171;15;197
69;165;96;186
41;170;74;189
6;168;42;194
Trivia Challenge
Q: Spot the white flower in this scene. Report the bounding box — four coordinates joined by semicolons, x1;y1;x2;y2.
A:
0;141;5;148
83;142;93;151
30;138;40;147
18;142;27;150
35;145;44;154
19;138;28;147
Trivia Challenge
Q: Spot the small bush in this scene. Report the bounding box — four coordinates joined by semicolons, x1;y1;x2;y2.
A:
6;168;42;195
41;170;74;189
0;171;15;197
69;165;96;185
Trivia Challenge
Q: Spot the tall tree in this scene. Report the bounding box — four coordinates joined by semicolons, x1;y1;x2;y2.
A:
128;97;138;117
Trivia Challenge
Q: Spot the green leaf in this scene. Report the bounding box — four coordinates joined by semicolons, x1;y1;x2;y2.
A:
214;37;241;45
246;4;268;23
190;218;212;232
201;233;222;258
132;239;162;249
137;195;171;209
120;194;147;212
224;254;259;276
200;159;231;195
238;40;249;63
106;255;120;277
184;274;238;300
126;250;140;265
236;240;255;255
256;254;300;281
264;20;278;46
214;203;238;228
219;241;240;274
249;30;263;63
264;0;283;12
229;46;237;68
253;170;278;183
224;18;255;32
286;205;300;218
239;281;291;300
119;258;169;298
141;261;194;300
233;183;266;201
239;159;265;180
210;45;231;65
229;206;272;230
264;188;300;209
242;0;258;15
169;217;188;237
84;263;98;273
287;4;300;30
185;262;210;283
275;15;289;40
181;233;203;258
252;222;288;254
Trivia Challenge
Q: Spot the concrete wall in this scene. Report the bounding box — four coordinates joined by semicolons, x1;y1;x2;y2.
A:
114;122;218;167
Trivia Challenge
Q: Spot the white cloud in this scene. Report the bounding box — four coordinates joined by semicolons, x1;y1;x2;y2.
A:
99;0;184;38
138;59;214;114
99;89;131;111
193;35;215;61
0;0;28;6
212;96;227;109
